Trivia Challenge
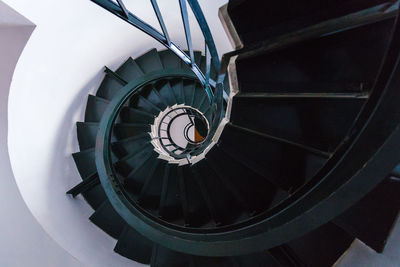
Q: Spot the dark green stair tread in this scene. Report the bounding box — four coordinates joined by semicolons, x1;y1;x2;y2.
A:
134;48;164;73
203;107;213;124
111;132;150;158
159;165;183;221
84;95;109;123
150;245;192;267
124;153;159;194
333;176;400;253
157;81;177;106
158;164;170;218
115;57;144;82
76;122;98;150
170;80;185;104
280;222;354;267
198;96;211;114
159;50;182;69
230;95;366;153
205;150;251;214
126;151;159;184
183;80;196;105
227;122;331;159
113;123;151;140
193;51;202;67
192;85;208;109
239;81;371;95
73;147;118;180
178;165;212;227
114;144;154;177
227;0;387;46
191;167;219;226
177;167;190;225
72;148;97;180
96;73;125;100
120;106;155;124
197;94;211;113
135;95;162;115
114;226;153;264
134;86;168;111
218;124;326;192
82;182;107;210
193;161;242;225
207;146;283;214
194;51;203;70
235;18;394;94
89;200;126;239
137;160;165;209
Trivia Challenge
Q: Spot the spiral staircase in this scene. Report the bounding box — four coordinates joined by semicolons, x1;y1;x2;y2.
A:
4;0;399;266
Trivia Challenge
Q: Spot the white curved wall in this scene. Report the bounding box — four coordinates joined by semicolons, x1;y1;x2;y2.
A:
0;1;83;266
5;0;231;266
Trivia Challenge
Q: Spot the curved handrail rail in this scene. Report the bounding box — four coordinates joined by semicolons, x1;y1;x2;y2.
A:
91;0;220;101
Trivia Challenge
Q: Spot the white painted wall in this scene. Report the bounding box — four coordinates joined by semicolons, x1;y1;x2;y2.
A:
4;0;230;266
0;1;83;266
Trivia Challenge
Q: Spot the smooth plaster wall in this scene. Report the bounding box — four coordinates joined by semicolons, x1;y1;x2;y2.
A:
0;1;83;266
5;0;230;266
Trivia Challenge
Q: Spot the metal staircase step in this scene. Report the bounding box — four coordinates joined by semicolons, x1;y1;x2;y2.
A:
159;50;181;69
157;81;177;106
227;0;389;47
119;106;154;124
235;19;394;95
72;148;97;179
170;80;185;104
90;199;126;239
114;225;153;264
111;132;150;157
333;176;400;252
115;57;144;82
76;122;98;150
270;222;354;267
84;95;109;122
96;73;125;100
134;48;164;73
230;95;366;153
114;144;154;177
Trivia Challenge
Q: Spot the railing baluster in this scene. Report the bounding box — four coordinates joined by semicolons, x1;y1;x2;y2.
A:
187;0;220;71
116;0;129;18
205;42;211;87
91;0;220;102
150;0;171;45
179;0;195;66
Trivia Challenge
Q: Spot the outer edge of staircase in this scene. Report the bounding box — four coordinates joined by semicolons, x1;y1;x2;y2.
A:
218;3;243;50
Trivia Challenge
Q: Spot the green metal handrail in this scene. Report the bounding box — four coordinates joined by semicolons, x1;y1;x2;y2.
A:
91;0;220;101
